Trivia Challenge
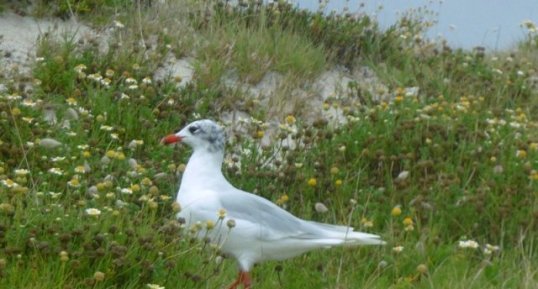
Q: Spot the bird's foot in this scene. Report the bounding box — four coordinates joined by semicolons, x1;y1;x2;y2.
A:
227;271;251;289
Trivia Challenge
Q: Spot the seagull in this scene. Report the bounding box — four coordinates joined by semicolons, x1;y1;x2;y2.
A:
162;119;385;289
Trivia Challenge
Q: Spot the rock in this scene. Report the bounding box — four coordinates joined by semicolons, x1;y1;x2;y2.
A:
38;138;62;149
153;54;194;88
0;12;99;77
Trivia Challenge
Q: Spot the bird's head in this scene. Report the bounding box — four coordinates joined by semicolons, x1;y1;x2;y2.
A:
161;119;225;152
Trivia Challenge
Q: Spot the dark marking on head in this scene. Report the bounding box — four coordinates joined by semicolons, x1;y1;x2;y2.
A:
194;120;225;152
188;125;199;134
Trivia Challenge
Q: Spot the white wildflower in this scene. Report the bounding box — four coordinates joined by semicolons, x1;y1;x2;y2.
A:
458;239;479;249
74;64;87;73
14;169;29;176
121;188;133;194
51;156;66;162
392;246;404;253
1;179;19;188
142;77;152;84
48;168;64;176
100;125;114;131
483;243;500;255
87;73;103;82
48;192;62;199
113;20;125;29
85;208;101;217
125;77;137;84
21;99;37;107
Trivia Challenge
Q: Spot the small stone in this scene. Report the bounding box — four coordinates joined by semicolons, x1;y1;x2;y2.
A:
314;202;328;213
65;108;79;120
396;170;410;180
38;138;62;149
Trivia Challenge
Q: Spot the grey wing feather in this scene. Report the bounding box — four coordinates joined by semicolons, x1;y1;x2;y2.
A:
220;189;369;241
220;189;305;240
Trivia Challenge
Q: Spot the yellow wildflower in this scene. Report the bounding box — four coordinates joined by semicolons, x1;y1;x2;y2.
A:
67;177;80;188
141;177;153;186
516;150;527;159
330;167;339;175
148;200;158;209
130;184;141;192
217;208;227;219
149;186;159;195
172;202;181;212
206;220;215;230
361;217;373;228
391;206;402;217
116;152;126;160
94;271;105;281
255;130;264;139
276;194;289;205
11;107;21;116
403;217;413;226
417;264;428;274
530;170;538;181
74;165;86;173
66;97;77;105
59;251;69;262
285;115;296;125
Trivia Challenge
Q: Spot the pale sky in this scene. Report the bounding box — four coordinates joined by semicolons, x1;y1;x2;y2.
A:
293;0;538;50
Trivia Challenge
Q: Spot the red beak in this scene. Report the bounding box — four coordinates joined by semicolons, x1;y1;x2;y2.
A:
161;134;182;145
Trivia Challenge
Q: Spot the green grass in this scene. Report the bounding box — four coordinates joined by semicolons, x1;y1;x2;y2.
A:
1;1;537;288
195;5;326;87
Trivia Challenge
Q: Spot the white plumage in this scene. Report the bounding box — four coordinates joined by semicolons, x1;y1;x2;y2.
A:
162;119;385;289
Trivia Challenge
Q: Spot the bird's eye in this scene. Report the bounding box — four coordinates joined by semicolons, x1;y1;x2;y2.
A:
188;126;199;134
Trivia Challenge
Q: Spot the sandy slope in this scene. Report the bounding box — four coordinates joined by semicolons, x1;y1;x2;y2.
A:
0;12;95;75
0;9;393;142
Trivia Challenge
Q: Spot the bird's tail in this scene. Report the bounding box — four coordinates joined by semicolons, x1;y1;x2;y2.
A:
342;230;386;245
306;221;386;245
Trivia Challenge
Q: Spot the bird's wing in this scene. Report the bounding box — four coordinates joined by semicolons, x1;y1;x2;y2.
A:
219;188;370;241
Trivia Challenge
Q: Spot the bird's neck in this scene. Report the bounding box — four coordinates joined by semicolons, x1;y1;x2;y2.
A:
179;148;227;191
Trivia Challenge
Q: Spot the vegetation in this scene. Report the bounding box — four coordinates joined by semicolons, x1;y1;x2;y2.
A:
0;0;537;288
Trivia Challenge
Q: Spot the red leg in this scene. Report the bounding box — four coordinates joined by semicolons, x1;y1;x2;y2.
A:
240;271;252;289
227;271;251;289
227;275;241;289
